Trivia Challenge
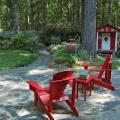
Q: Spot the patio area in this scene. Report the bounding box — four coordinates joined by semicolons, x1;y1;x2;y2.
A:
0;50;120;120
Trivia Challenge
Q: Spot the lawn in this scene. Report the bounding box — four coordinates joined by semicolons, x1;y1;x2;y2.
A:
0;50;38;71
95;57;120;70
72;55;120;71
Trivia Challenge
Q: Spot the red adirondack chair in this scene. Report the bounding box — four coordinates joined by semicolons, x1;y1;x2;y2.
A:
84;55;115;90
76;55;115;101
52;70;77;105
27;71;79;120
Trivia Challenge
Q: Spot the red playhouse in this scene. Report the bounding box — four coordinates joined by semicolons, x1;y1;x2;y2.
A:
96;24;120;54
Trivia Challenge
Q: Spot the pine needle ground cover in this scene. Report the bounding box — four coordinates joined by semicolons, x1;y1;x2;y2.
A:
0;50;38;71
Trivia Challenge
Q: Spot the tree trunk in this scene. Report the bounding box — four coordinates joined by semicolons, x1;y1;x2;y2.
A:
57;0;63;21
30;2;35;30
43;0;48;33
25;0;30;30
108;0;112;24
12;0;20;32
82;0;96;55
36;10;40;31
76;0;81;25
72;0;75;24
60;0;63;20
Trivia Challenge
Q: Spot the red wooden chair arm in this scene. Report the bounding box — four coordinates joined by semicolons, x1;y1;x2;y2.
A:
51;77;76;83
84;64;102;66
83;64;102;67
90;69;111;72
41;86;49;92
80;64;102;70
80;64;102;67
27;80;49;92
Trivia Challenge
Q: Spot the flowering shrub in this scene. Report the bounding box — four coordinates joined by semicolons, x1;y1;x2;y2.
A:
53;42;89;66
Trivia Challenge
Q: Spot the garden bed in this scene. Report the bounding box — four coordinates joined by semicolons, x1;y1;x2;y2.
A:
51;43;120;70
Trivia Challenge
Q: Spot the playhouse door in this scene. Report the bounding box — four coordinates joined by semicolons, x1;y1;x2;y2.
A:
102;33;110;50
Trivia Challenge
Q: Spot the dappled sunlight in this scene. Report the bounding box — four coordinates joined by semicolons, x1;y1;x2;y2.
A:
0;75;22;89
0;80;10;86
0;80;19;91
53;114;72;120
88;91;117;105
1;89;32;106
16;109;30;117
19;53;31;57
26;68;54;76
0;49;120;119
114;66;120;69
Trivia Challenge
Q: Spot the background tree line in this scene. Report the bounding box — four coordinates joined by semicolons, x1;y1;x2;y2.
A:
0;0;120;32
0;0;120;55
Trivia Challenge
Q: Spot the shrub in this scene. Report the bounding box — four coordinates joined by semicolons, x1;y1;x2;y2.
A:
53;42;89;67
115;49;120;57
10;31;40;49
10;32;28;48
75;47;89;61
50;36;61;45
0;31;16;41
40;24;81;46
0;31;42;50
74;35;82;44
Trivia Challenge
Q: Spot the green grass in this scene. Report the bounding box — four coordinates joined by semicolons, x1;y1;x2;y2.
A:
95;56;120;70
0;50;38;71
72;55;120;71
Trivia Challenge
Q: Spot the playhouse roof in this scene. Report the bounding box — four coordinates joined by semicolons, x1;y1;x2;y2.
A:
97;24;120;33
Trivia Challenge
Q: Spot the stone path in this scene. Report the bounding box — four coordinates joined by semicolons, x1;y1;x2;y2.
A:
0;50;120;120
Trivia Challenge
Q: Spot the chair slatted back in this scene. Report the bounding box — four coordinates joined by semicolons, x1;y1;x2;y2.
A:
50;70;74;100
53;70;74;80
50;79;70;100
98;55;112;79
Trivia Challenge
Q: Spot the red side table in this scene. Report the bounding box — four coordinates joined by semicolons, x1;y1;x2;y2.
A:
76;74;93;101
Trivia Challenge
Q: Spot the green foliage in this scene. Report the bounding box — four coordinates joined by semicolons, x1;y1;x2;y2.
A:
0;0;120;32
40;24;81;46
95;55;120;70
10;32;28;48
0;31;16;41
50;36;61;45
53;42;89;66
75;47;89;60
74;35;81;44
115;49;120;57
0;50;38;71
10;31;40;50
0;31;41;50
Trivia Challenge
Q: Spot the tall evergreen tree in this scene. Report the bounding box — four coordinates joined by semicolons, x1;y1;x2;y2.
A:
12;0;20;32
82;0;96;55
108;0;112;24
